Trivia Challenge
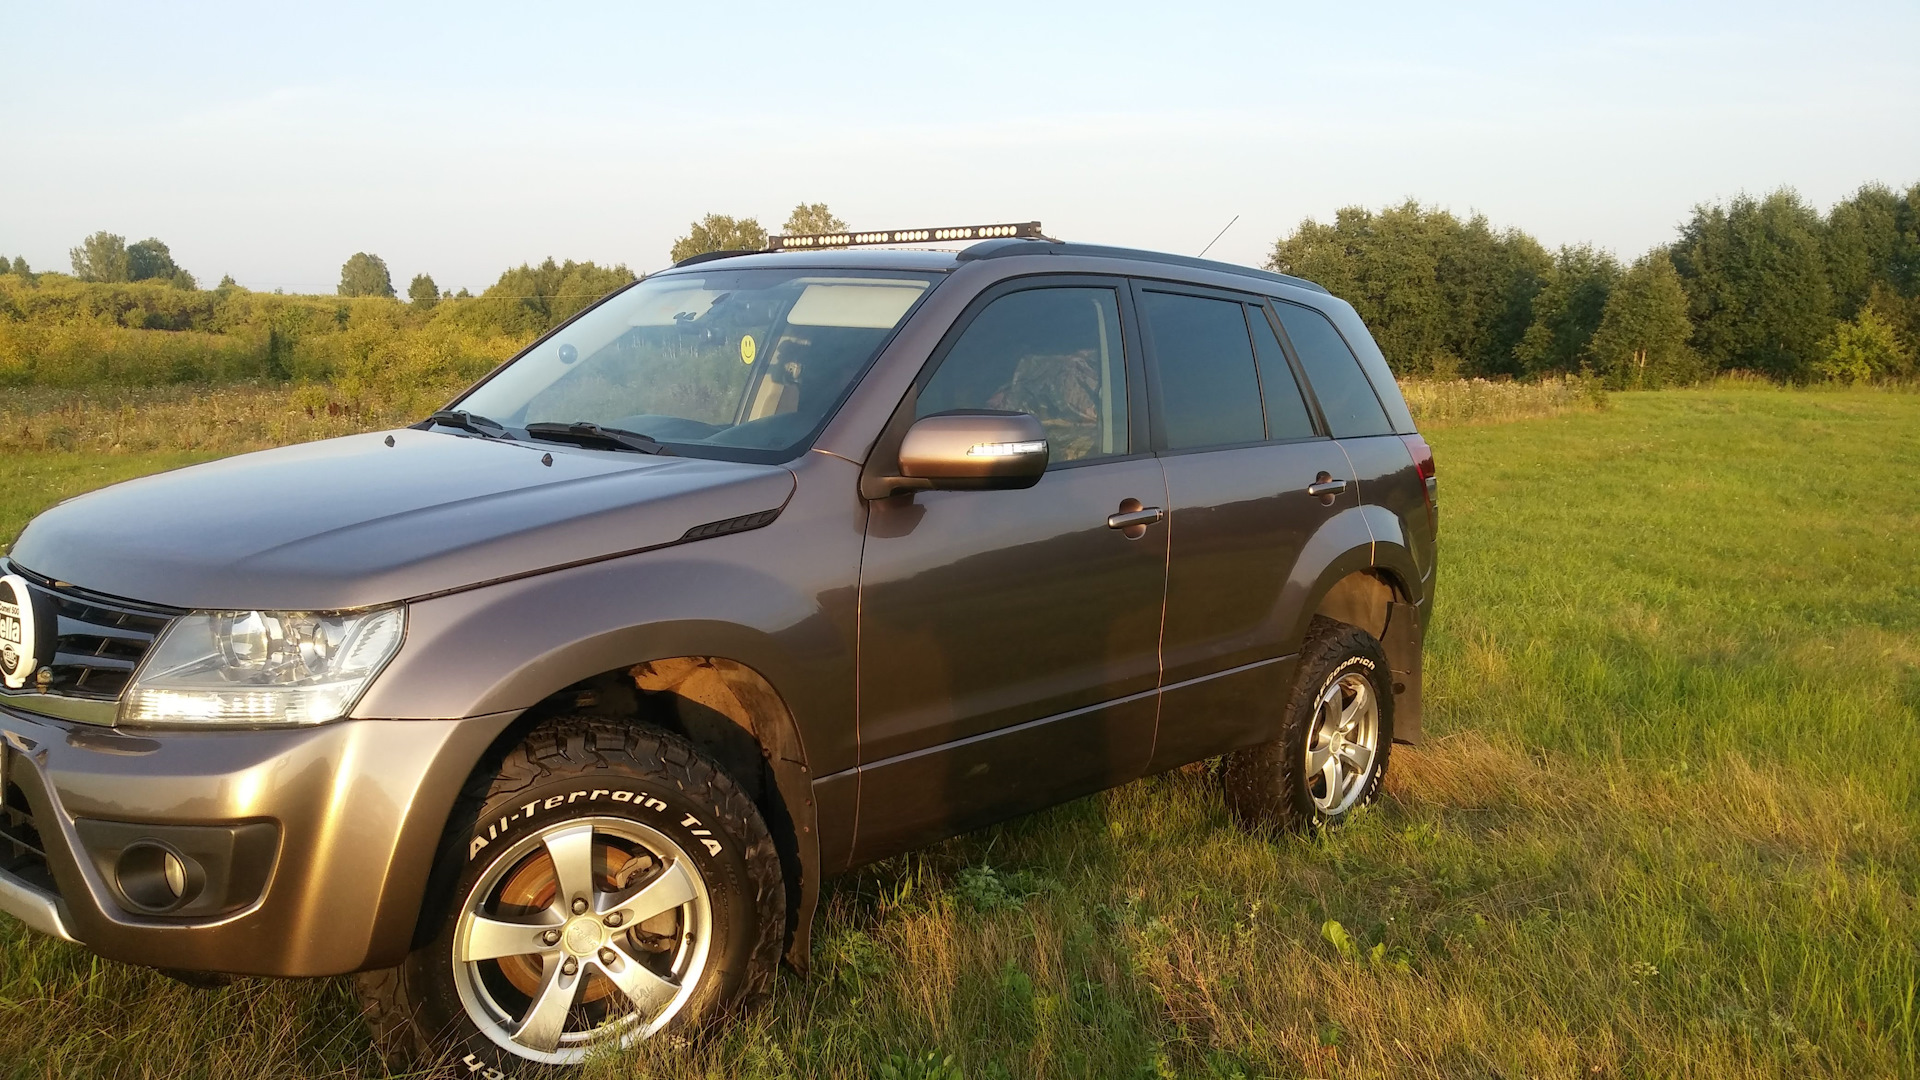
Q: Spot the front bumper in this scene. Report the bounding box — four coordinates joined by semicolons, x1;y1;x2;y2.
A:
0;703;515;977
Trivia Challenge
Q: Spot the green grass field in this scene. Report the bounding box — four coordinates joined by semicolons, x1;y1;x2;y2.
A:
2;386;1916;1079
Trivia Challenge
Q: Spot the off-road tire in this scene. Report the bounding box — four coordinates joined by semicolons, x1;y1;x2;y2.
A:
1223;617;1394;833
355;717;785;1077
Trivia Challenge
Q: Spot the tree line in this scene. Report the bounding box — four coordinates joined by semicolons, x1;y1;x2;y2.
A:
1266;183;1920;386
9;185;1915;388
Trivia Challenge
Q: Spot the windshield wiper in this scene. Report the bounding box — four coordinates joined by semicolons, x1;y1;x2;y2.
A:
421;409;510;439
524;421;670;455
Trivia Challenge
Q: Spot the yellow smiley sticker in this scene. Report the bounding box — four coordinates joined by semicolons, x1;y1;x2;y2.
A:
740;334;757;365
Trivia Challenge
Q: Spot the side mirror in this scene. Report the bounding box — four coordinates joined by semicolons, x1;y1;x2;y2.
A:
872;411;1049;496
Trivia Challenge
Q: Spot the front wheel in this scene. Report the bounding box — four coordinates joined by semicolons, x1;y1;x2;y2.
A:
1223;617;1394;832
357;718;786;1076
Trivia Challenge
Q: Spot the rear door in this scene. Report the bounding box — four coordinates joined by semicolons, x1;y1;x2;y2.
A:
852;278;1166;861
1133;282;1359;773
1269;300;1430;579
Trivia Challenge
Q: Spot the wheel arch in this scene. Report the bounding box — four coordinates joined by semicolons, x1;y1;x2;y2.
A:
1284;513;1427;744
396;648;823;974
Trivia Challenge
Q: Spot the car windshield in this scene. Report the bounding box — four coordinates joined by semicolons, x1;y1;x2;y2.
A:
454;267;938;461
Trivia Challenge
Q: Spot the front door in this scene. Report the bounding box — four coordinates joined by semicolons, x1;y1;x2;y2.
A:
852;281;1165;862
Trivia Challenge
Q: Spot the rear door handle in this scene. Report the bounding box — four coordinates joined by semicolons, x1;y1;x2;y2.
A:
1107;506;1165;530
1307;479;1348;497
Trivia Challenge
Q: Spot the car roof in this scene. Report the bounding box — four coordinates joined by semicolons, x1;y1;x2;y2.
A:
652;239;1327;294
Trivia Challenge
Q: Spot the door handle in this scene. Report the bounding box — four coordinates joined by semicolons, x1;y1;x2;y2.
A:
1106;506;1165;530
1308;472;1349;503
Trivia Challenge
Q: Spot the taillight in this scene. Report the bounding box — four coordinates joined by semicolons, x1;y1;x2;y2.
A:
1400;433;1436;533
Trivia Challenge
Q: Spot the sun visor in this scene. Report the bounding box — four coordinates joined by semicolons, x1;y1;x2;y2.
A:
785;283;927;328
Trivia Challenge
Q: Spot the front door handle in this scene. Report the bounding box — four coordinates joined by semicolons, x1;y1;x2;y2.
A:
1107;499;1165;539
1107;506;1165;529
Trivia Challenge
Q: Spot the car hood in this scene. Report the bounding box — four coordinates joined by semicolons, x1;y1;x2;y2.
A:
7;429;796;611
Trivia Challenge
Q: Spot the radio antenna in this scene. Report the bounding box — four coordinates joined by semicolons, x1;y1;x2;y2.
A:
1197;214;1240;258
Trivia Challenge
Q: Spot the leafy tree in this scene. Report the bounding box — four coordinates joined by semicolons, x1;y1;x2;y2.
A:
126;237;182;282
1814;306;1914;383
70;231;130;282
783;202;848;236
1670;188;1833;380
1269;201;1549;376
408;272;440;309
1587;253;1700;388
1823;183;1904;318
670;214;767;263
216;274;239;291
1512;244;1621;375
1864;282;1920;360
454;258;637;335
338;252;396;298
12;256;34;281
1897;182;1920;296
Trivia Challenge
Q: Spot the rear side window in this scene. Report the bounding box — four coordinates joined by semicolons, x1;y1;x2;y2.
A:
917;287;1128;462
1247;308;1317;441
1271;301;1394;437
1139;291;1266;450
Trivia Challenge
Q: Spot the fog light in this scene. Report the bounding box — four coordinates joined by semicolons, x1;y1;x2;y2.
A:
116;841;203;913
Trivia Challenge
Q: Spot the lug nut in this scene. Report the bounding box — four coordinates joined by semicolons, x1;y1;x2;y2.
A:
599;947;618;966
571;897;589;915
561;957;578;976
604;912;623;928
542;929;562;946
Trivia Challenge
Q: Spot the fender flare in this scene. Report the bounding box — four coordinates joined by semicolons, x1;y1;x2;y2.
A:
1279;506;1426;743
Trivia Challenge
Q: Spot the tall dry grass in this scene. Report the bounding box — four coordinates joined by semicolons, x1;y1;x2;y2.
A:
1398;374;1609;427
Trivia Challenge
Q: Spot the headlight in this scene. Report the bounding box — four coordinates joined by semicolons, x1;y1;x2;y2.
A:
121;607;405;727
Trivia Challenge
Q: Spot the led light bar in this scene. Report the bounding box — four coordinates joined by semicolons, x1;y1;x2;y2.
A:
769;221;1048;251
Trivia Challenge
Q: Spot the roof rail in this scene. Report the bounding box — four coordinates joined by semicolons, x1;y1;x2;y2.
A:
768;221;1048;251
956;238;1328;294
671;248;761;268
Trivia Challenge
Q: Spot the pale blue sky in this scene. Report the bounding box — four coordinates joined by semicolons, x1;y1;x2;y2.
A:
3;1;1916;292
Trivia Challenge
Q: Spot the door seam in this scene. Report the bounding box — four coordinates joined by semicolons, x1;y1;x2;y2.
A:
1334;440;1375;561
1146;458;1171;766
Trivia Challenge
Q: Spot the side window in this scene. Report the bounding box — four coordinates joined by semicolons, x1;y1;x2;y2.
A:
1246;306;1317;441
1138;291;1266;450
917;287;1127;462
1271;301;1393;437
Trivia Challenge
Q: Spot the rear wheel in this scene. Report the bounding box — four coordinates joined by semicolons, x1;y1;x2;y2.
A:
1223;617;1394;832
357;718;785;1076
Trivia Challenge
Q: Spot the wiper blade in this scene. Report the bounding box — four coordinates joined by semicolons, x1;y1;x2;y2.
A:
421;409;510;438
524;421;670;455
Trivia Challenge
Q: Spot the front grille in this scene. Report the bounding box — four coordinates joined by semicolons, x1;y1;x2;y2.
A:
6;566;177;701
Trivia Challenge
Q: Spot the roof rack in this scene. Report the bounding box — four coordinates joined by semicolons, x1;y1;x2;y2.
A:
768;221;1048;251
669;222;1328;294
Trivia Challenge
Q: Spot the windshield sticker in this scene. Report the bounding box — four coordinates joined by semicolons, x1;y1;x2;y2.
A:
739;334;757;365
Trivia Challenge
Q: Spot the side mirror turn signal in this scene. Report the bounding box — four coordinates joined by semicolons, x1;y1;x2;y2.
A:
869;411;1049;497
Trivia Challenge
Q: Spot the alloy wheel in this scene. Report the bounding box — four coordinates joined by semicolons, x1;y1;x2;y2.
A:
450;817;713;1065
1304;670;1380;815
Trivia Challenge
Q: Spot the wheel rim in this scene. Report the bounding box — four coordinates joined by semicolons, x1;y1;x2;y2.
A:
1305;670;1380;816
451;816;713;1065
